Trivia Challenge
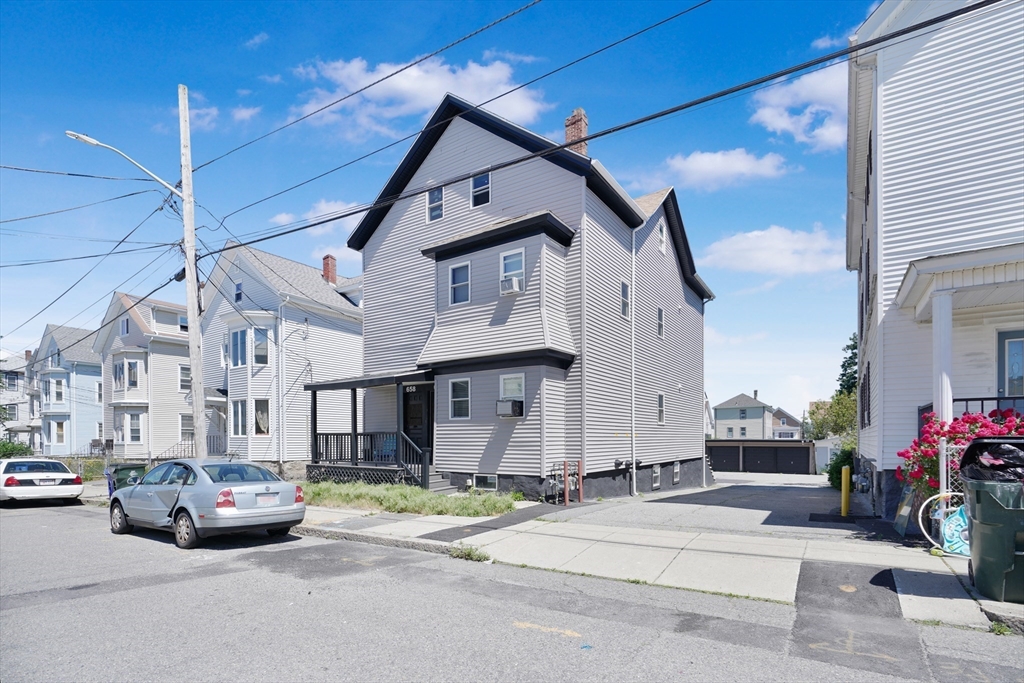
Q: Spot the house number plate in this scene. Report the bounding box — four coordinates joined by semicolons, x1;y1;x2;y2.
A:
405;386;417;393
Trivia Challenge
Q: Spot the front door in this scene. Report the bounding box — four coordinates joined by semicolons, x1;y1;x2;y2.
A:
403;384;434;459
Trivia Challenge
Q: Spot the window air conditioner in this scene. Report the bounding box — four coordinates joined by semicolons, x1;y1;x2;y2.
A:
499;276;523;296
496;399;524;417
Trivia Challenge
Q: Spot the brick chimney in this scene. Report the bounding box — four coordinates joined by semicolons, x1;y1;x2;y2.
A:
754;390;758;400
25;350;32;361
564;108;588;156
322;254;337;285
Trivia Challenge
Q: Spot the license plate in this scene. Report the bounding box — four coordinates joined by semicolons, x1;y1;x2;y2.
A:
38;479;55;486
256;492;278;506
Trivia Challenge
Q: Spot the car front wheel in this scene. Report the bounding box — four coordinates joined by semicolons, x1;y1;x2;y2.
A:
110;502;133;534
174;511;200;549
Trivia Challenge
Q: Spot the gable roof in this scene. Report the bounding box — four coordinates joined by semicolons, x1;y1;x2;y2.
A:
635;187;715;301
40;324;101;365
713;393;772;410
211;241;362;318
92;291;185;354
773;407;801;425
347;93;645;251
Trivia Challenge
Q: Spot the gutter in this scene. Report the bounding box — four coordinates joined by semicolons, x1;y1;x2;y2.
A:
630;224;637;497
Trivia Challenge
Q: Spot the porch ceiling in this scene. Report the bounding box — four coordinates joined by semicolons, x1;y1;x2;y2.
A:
305;369;432;392
895;244;1024;322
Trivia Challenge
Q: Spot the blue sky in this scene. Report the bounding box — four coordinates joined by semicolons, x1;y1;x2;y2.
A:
0;0;877;418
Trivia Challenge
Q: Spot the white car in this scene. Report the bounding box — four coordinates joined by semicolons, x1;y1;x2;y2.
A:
0;458;84;503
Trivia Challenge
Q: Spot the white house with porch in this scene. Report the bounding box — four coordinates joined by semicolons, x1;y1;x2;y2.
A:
847;0;1024;518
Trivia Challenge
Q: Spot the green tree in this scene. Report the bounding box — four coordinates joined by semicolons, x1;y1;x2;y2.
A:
837;334;858;395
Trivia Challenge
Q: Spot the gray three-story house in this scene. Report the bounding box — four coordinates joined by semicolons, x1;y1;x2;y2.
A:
307;94;714;497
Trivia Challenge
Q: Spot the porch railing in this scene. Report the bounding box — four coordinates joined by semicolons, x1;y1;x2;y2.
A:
153;434;226;461
919;396;1024;435
313;431;429;488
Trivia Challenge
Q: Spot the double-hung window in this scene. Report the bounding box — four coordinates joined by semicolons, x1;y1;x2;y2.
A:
180;414;194;441
113;363;124;389
96;382;103;404
427;188;444;222
43;380;50;401
231;330;247;367
471;173;490;207
450;379;470;419
55;421;65;444
501;249;524;284
739;409;747;420
232;400;247;436
727;427;734;438
179;366;191;392
127;361;138;388
620;282;631;319
658;221;666;253
657;308;664;338
178;315;188;333
740;427;747;437
253;329;269;365
120;318;129;336
129;414;141;442
450;264;470;305
657;394;665;425
4;372;18;391
54;379;64;402
254;400;270;435
500;374;524;402
5;404;17;421
234;283;243;303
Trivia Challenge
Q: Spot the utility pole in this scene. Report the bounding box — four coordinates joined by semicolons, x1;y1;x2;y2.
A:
178;84;208;461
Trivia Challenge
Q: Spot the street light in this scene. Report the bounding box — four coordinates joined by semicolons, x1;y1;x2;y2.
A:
66;85;208;461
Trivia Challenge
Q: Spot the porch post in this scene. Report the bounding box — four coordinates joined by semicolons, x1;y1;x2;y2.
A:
310;390;319;464
932;291;954;423
350;388;358;467
396;382;404;468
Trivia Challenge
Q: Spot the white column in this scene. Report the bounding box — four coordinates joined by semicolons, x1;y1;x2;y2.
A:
932;290;954;423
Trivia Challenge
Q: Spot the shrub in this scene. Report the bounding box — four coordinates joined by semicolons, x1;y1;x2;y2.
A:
0;442;32;458
897;410;1024;496
826;448;855;490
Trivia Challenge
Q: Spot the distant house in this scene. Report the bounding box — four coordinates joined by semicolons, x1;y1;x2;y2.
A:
26;325;102;456
1;351;33;447
847;0;1023;517
201;242;362;476
713;392;773;440
306;94;714;496
772;408;802;440
92;292;197;460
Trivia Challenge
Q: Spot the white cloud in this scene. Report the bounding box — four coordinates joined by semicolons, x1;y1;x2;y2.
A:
697;223;845;275
269;212;296;226
662;148;788;191
259;74;283;84
232;105;262;122
190;91;207;104
303;199;362;236
749;63;847;152
292;64;319;81
482;49;540;64
732;279;781;296
237;89;252;97
190;107;219;131
811;35;844;49
245;32;269;49
151;122;170;135
289;56;550;141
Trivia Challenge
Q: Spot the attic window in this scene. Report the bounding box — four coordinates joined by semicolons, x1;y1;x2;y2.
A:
179;315;188;333
427;188;444;222
234;283;243;303
658;221;666;254
120;318;129;336
471;173;490;207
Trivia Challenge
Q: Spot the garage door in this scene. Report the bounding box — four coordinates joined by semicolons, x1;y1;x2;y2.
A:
777;447;811;474
743;447;777;473
709;446;740;472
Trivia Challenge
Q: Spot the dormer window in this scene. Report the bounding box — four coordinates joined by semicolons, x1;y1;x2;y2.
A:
120;318;129;336
427;188;444;222
234;283;243;303
471;173;490;207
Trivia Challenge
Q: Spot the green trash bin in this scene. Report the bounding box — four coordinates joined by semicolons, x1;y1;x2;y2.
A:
960;437;1024;604
108;463;147;492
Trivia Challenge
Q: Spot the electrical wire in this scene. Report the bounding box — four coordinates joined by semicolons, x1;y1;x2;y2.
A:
0;227;169;246
192;0;542;173
0;243;178;269
211;0;713;227
0;190;160;224
0;164;155;182
201;0;1004;258
1;198;172;338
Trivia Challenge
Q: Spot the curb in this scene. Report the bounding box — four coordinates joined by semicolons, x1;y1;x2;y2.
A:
292;524;452;555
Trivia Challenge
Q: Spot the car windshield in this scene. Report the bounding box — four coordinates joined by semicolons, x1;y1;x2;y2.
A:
4;461;71;474
202;463;280;483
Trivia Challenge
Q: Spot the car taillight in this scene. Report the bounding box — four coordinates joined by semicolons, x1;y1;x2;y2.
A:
3;476;19;487
73;475;82;485
295;485;304;504
216;489;235;508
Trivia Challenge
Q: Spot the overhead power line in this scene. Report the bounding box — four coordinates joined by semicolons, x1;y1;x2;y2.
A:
0;242;178;269
192;0;542;173
0;227;169;245
200;0;1002;259
0;164;156;182
212;0;713;227
0;190;160;224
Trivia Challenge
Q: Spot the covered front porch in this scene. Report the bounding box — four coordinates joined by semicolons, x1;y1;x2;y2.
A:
305;369;442;490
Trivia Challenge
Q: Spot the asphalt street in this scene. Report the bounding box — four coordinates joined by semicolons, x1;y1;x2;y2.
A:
1;501;1021;683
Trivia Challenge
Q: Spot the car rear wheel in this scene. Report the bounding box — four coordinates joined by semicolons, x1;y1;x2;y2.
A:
174;511;200;549
110;502;133;534
267;526;292;537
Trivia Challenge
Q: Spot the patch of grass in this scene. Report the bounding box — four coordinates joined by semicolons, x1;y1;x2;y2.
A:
990;622;1012;636
625;578;648;585
302;481;517;517
509;490;526;502
449;545;491;562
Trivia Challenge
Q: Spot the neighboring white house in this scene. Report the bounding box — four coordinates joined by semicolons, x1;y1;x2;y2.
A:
92;292;201;460
1;351;33;446
305;95;714;498
713;392;774;440
200;243;362;477
27;324;102;456
847;0;1024;517
772;408;802;440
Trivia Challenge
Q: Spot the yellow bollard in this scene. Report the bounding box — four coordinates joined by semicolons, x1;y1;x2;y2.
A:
841;465;851;517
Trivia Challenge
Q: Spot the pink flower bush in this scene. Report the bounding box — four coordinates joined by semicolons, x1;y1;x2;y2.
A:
895;409;1024;495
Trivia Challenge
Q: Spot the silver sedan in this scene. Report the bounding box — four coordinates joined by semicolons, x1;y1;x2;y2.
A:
109;459;305;548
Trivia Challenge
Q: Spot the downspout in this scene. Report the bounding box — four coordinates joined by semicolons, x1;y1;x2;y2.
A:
70;362;77;454
278;297;288;465
630;226;637;496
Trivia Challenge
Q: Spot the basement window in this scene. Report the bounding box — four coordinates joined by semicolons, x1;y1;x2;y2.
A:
474;474;497;491
673;461;680;485
652;464;661;490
